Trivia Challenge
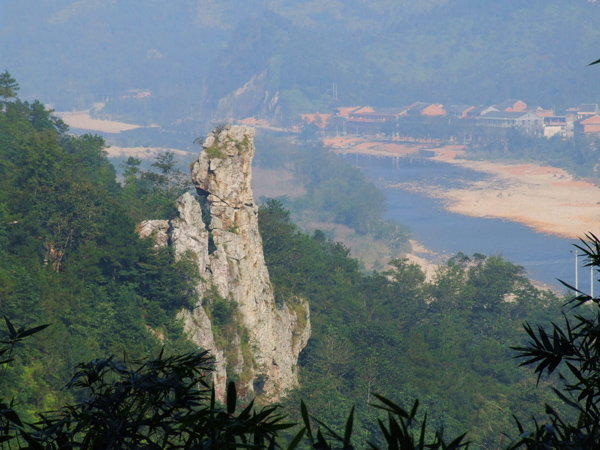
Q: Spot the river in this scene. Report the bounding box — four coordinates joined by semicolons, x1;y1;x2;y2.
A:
347;153;594;293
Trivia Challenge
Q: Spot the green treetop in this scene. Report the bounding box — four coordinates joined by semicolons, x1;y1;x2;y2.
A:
0;71;19;102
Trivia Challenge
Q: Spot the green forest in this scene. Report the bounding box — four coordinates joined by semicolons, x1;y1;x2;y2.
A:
0;77;199;419
258;200;573;448
0;79;598;448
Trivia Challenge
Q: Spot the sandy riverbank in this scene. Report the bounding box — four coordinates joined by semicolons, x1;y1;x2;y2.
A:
104;146;192;159
403;240;447;283
324;136;464;158
325;136;600;240
56;110;147;133
410;157;600;240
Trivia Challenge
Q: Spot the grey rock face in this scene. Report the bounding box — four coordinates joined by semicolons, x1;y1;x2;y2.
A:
190;125;310;400
170;194;211;295
144;125;310;401
138;220;170;247
178;306;228;400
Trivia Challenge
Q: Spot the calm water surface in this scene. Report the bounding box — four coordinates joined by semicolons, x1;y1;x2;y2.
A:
347;154;593;292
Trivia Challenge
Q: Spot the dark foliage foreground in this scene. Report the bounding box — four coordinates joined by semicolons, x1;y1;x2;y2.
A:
507;233;600;449
0;317;468;449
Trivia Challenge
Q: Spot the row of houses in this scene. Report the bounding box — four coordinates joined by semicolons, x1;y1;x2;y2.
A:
301;100;600;139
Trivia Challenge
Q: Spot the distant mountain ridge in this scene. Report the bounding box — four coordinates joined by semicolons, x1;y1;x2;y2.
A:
202;0;600;124
4;0;600;126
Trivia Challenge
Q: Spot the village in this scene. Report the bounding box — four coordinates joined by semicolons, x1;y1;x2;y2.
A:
299;99;600;140
287;99;600;246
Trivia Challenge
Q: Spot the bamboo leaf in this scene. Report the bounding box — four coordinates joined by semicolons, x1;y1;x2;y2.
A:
344;405;354;446
286;428;306;450
17;324;50;339
227;381;236;415
300;401;313;441
4;317;16;339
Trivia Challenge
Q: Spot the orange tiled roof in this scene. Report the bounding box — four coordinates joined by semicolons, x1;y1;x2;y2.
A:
580;115;600;124
351;106;375;114
336;107;361;117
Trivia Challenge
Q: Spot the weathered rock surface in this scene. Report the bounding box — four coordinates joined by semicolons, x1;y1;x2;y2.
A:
137;220;170;247
170;194;211;294
178;305;229;399
142;125;310;401
213;70;281;124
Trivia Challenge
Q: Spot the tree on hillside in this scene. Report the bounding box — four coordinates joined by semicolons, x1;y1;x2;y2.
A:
0;71;19;102
120;151;194;222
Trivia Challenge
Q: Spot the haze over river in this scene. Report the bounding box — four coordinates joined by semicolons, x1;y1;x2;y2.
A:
349;154;594;293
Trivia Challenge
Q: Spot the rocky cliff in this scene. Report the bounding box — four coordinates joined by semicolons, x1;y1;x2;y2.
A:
214;71;282;124
140;125;310;401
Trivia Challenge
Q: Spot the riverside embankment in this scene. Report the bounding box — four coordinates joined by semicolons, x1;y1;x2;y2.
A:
326;136;600;291
326;136;600;240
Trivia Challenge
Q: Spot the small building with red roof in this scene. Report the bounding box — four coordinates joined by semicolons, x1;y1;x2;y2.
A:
495;99;527;112
407;102;446;116
575;115;600;135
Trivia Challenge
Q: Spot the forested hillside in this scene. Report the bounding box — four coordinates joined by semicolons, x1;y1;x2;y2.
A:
4;0;600;125
257;200;573;448
204;0;600;123
0;85;197;419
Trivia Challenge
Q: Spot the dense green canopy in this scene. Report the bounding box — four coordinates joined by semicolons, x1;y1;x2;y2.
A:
0;91;198;419
258;200;571;448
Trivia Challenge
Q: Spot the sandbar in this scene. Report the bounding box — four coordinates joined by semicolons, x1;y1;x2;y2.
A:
104;146;192;159
325;136;600;240
56;110;144;133
418;157;600;240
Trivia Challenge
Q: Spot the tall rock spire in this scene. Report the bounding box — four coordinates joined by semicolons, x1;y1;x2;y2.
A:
165;125;310;400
